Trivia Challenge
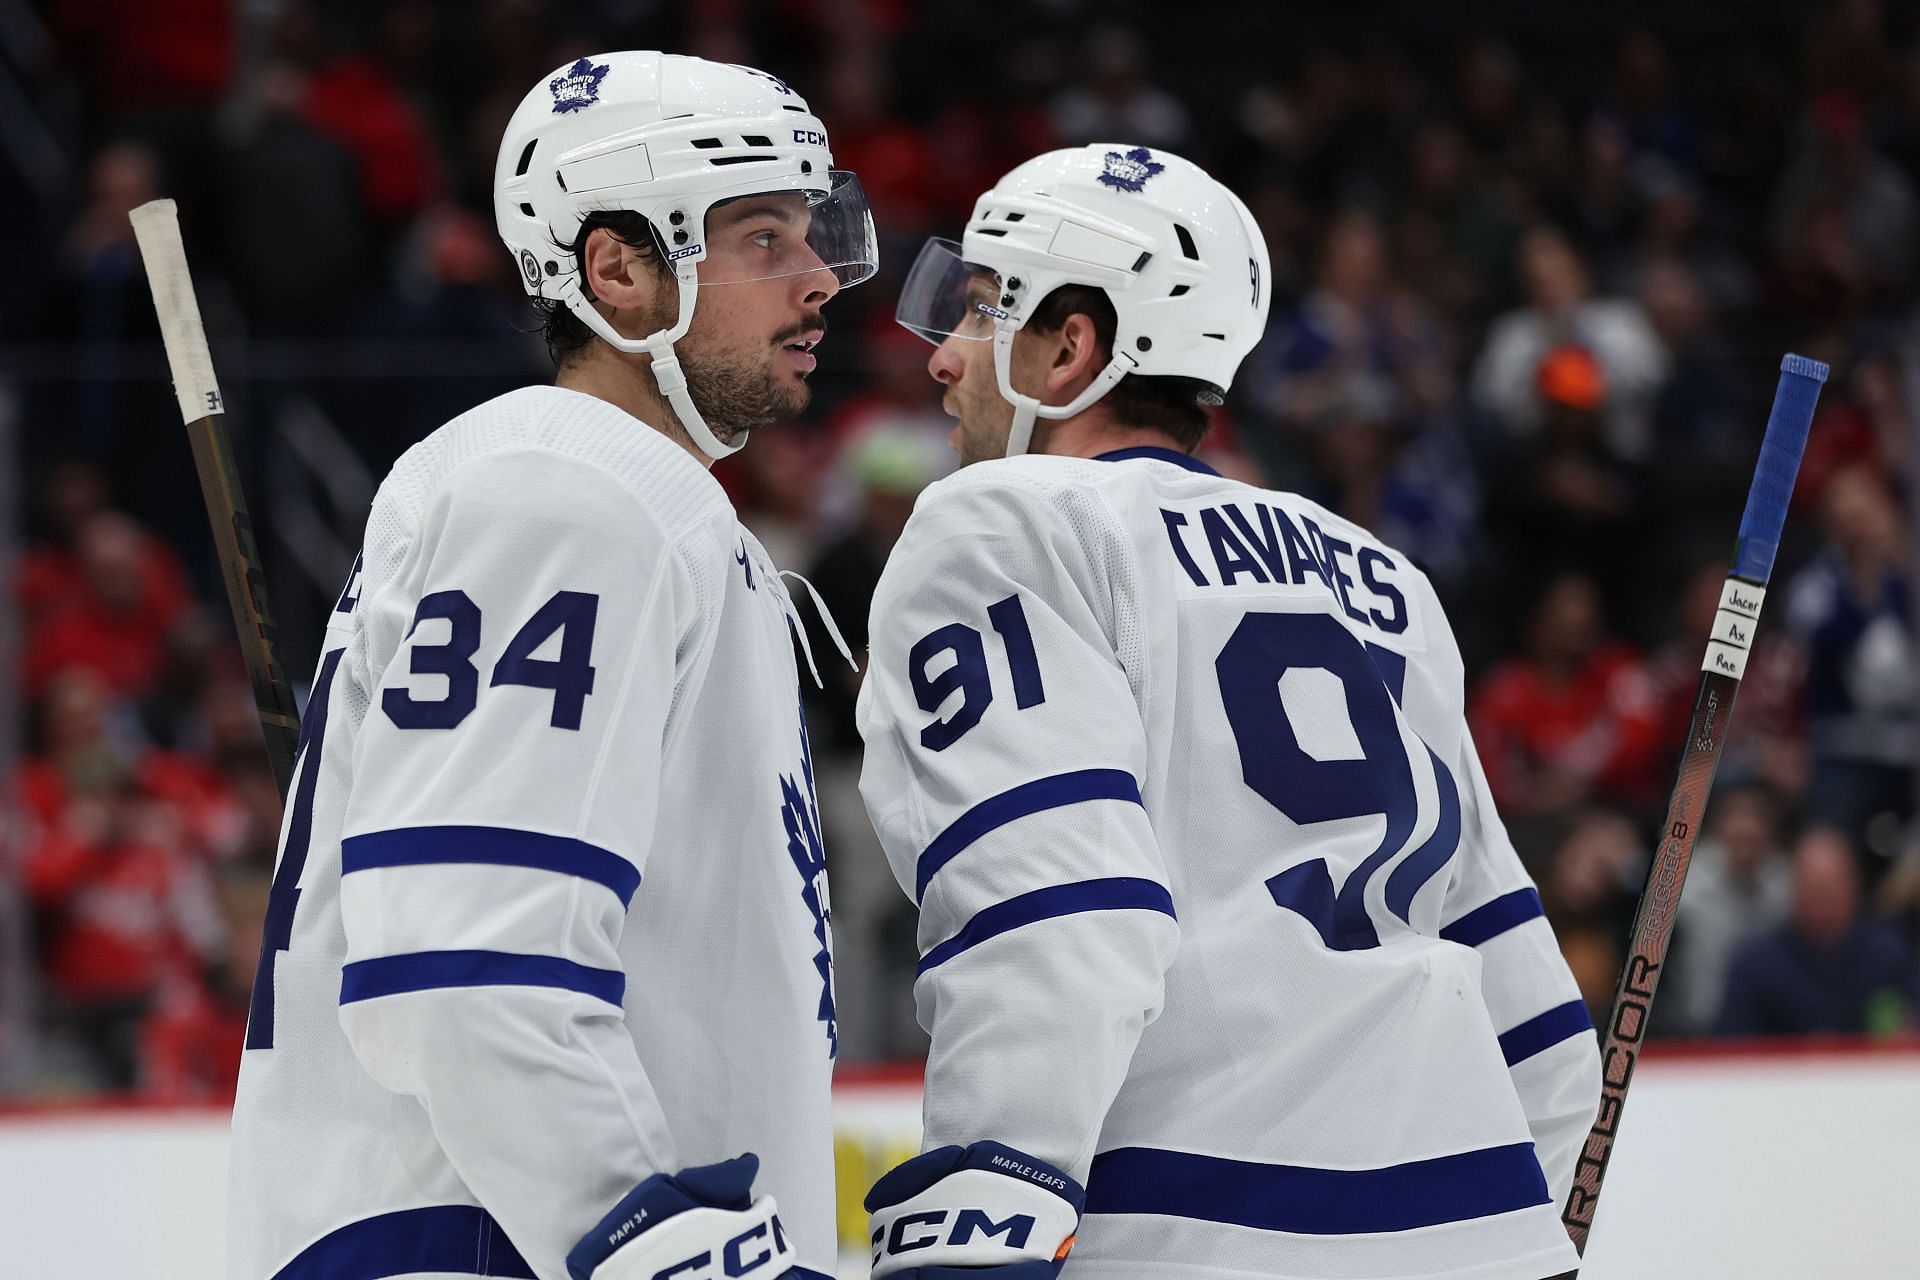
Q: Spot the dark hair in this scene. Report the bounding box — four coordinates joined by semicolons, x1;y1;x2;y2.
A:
1023;284;1218;451
534;210;669;368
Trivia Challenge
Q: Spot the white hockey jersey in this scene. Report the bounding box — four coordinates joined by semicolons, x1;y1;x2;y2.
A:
228;386;838;1280
857;446;1601;1280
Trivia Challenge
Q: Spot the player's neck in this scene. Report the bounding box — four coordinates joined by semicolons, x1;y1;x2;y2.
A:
556;350;714;468
1035;413;1191;462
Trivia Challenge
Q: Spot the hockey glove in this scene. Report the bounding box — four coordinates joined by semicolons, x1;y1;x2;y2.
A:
865;1141;1083;1279
566;1153;796;1280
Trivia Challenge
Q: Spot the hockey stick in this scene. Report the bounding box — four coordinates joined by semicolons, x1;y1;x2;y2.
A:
129;198;302;802
1561;353;1827;1254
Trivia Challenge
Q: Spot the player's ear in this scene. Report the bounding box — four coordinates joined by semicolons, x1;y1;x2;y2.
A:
580;227;628;300
1045;311;1104;398
582;227;672;327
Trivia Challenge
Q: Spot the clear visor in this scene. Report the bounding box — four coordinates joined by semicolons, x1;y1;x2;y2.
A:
895;237;1007;343
694;170;878;288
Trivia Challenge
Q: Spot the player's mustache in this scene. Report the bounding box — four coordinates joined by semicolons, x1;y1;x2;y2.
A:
770;316;829;346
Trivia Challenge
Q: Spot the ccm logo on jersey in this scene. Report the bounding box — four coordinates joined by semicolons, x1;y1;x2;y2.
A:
873;1207;1040;1260
648;1215;788;1280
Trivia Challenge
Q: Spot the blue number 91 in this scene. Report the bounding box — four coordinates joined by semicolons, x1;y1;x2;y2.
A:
1215;611;1460;951
908;594;1047;751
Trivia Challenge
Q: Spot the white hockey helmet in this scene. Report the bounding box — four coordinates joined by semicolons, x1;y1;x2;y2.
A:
495;52;878;459
896;144;1271;456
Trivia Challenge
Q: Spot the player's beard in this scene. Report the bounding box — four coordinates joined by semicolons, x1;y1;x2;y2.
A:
680;330;817;448
630;286;817;447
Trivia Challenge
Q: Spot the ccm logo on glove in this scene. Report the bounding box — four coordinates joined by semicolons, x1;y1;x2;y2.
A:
865;1141;1084;1278
652;1216;788;1280
568;1155;797;1280
875;1207;1039;1257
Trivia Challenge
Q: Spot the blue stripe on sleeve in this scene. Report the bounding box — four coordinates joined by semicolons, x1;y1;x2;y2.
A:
1085;1142;1550;1235
270;1205;533;1280
343;826;640;906
1439;887;1546;948
1498;999;1595;1066
915;769;1143;902
340;950;626;1008
917;877;1174;975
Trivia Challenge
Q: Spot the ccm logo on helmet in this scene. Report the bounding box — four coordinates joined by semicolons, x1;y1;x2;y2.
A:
792;128;827;146
872;1209;1036;1260
650;1216;788;1280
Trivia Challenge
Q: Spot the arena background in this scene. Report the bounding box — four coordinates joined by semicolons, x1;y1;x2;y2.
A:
2;1;1918;1276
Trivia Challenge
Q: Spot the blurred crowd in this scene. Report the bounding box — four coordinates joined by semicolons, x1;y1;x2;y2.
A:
4;0;1920;1093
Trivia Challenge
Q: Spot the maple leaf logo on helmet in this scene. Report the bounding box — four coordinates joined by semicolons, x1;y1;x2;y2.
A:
549;57;610;114
1098;146;1165;193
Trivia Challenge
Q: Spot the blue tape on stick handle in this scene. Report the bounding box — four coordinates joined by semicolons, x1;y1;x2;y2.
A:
1731;354;1827;584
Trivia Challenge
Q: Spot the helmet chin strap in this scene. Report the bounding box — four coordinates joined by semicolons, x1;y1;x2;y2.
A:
567;268;746;462
991;324;1135;458
643;345;743;461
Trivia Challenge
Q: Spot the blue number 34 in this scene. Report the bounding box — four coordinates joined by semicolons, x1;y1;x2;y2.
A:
1215;612;1460;951
248;586;598;1051
385;589;599;730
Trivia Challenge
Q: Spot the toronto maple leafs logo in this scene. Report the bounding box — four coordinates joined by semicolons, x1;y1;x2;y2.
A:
778;685;836;1058
1098;146;1165;193
549;57;610;114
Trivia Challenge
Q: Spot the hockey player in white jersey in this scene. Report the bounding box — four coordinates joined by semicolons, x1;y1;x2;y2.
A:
856;145;1601;1280
227;53;875;1280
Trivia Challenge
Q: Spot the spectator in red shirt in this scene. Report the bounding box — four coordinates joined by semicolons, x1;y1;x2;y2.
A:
49;0;233;113
18;666;250;1090
139;865;268;1103
18;465;186;629
303;51;442;227
1471;570;1665;820
19;667;140;832
23;663;265;869
23;510;191;700
1792;350;1909;519
24;753;223;1090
